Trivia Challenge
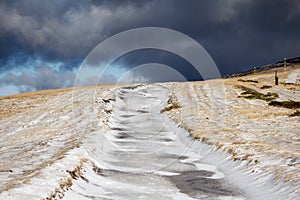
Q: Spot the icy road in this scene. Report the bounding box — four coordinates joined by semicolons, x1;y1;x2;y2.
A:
64;86;292;200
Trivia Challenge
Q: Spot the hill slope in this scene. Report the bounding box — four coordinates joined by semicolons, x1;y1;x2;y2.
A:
0;65;299;199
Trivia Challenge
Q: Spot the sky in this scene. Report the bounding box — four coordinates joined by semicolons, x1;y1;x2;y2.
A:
0;0;299;96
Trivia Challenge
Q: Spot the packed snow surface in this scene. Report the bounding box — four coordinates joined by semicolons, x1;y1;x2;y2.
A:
0;65;299;199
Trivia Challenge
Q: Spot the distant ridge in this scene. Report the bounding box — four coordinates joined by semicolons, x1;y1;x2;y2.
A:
223;56;300;78
276;56;300;64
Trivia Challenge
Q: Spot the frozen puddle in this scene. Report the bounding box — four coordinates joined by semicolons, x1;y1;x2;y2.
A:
64;86;294;200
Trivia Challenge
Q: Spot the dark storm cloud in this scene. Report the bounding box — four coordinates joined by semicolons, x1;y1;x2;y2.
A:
0;0;299;94
0;0;155;64
110;49;202;81
1;0;299;66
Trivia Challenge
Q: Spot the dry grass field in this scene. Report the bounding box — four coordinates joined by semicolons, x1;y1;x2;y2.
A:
0;65;299;198
164;64;299;186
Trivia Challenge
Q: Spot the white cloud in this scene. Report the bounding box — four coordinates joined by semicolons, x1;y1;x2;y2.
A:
0;65;76;93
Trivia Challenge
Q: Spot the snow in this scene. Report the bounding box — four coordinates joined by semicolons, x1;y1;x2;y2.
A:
0;66;299;199
287;69;300;84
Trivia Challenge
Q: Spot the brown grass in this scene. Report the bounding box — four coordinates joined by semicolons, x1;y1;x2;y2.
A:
238;79;259;83
289;110;300;117
44;158;92;200
269;100;300;109
260;85;272;89
0;87;73;100
160;93;181;113
0;134;81;193
237;85;278;101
